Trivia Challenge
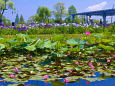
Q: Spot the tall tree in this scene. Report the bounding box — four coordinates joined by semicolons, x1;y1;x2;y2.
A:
0;16;12;26
66;5;81;23
15;14;19;24
68;5;77;15
33;14;39;23
54;2;66;23
0;0;15;24
37;6;51;23
67;5;77;23
19;14;25;24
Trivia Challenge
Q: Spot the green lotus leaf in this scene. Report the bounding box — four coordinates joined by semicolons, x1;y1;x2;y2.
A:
0;36;3;40
0;44;5;50
66;38;80;45
109;42;115;45
78;45;84;49
42;55;48;59
102;39;111;43
84;77;98;82
52;80;65;86
61;48;68;52
25;45;36;51
69;47;80;52
8;39;18;43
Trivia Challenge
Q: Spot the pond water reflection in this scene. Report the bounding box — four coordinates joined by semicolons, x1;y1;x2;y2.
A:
0;72;115;86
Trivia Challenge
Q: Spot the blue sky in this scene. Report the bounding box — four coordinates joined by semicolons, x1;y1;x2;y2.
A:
4;0;115;22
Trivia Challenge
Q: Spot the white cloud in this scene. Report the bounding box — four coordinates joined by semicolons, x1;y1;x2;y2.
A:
86;1;107;11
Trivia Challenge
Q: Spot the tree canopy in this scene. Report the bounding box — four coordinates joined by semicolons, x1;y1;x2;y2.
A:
15;14;19;24
65;5;81;23
54;2;66;23
37;6;51;23
68;5;77;15
19;14;25;24
0;0;15;23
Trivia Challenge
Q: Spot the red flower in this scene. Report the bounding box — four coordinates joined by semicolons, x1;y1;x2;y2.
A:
86;80;90;85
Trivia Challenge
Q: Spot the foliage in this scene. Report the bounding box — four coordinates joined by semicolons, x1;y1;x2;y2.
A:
0;25;115;35
54;2;66;23
15;14;19;24
0;33;114;84
68;5;77;15
0;0;15;23
37;6;51;23
19;14;25;24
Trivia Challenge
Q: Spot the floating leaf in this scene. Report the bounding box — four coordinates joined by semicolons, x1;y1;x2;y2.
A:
25;45;36;51
0;44;5;50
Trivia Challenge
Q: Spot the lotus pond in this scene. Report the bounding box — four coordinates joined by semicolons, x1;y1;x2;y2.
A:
0;32;115;86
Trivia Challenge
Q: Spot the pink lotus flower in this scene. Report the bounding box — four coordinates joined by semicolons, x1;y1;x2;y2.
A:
10;74;15;78
113;54;115;57
85;31;90;35
26;55;29;57
86;43;90;46
107;60;110;63
88;62;93;66
91;66;95;69
47;68;51;70
42;69;46;71
2;79;6;83
30;56;33;58
14;68;19;72
44;75;49;79
64;78;69;83
54;71;58;74
68;70;72;73
86;80;90;85
75;61;79;65
25;84;31;86
44;81;48;83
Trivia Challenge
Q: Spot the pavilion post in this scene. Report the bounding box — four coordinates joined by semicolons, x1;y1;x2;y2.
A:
84;15;86;24
103;14;106;27
86;16;89;25
72;15;75;23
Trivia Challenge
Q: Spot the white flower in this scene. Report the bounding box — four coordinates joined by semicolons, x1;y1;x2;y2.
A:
79;52;82;54
30;71;34;74
90;47;93;50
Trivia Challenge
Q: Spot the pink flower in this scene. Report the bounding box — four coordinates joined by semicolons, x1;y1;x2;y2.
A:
68;70;72;73
42;69;46;71
107;60;110;63
44;81;48;83
25;84;31;86
26;55;29;58
2;79;6;83
86;43;90;46
30;56;33;58
75;61;79;65
86;80;90;85
85;31;90;35
88;62;93;66
91;66;95;69
47;68;50;70
64;78;69;83
44;75;49;79
54;71;58;74
10;74;15;78
113;54;115;57
14;68;19;72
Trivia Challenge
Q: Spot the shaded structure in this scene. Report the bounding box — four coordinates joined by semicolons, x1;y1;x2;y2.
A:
71;9;115;27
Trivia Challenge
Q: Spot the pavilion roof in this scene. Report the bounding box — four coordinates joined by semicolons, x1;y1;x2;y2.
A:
71;9;115;16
